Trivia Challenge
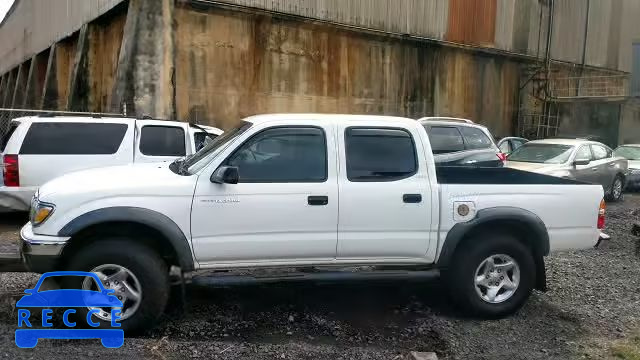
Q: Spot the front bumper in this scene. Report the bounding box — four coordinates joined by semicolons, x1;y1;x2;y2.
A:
20;223;70;273
0;187;36;212
626;171;640;188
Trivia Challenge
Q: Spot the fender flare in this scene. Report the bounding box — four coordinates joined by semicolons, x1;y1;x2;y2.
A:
437;207;549;290
58;207;195;272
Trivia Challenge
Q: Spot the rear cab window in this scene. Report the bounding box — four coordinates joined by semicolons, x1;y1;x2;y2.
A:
19;122;128;155
140;126;186;157
1;122;19;152
345;128;417;182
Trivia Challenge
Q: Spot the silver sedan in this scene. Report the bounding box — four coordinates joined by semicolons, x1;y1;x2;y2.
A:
505;139;629;202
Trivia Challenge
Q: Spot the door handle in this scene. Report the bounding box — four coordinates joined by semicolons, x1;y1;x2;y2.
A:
592;168;599;171
403;194;422;204
308;196;328;206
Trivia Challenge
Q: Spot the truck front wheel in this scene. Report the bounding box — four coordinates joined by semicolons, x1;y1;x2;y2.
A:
64;238;170;334
445;233;535;318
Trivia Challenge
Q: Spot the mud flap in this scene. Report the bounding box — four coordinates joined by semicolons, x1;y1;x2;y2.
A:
535;256;547;292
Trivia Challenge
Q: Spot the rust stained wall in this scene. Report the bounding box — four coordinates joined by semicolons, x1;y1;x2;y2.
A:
174;6;518;134
54;35;78;110
175;5;518;136
435;49;519;136
446;0;497;47
88;8;126;113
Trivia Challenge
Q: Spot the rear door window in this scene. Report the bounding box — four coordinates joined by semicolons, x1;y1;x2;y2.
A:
345;128;417;182
575;146;594;161
459;126;493;150
426;126;464;154
591;145;610;160
140;126;186;157
20;122;128;155
1;122;19;152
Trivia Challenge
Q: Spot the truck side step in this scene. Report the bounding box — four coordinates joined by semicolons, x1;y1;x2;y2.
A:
190;269;440;287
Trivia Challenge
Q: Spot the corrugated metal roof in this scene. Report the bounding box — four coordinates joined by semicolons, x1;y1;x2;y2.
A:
0;0;124;74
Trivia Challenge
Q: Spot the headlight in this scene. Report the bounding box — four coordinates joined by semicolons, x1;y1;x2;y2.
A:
30;199;55;226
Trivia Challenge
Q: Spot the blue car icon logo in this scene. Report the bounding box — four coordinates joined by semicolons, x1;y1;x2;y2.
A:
15;271;124;349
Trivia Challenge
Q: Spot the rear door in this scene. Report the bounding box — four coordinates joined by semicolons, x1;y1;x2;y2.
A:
18;120;134;187
590;144;616;190
336;123;432;261
134;120;190;163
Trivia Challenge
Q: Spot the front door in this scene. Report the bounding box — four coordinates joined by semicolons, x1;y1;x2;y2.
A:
336;124;433;261
571;145;597;184
191;124;339;266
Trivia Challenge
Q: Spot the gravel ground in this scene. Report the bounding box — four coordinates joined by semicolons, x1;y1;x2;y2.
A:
0;195;639;360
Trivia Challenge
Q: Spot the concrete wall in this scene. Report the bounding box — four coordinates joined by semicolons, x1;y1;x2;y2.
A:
3;0;640;75
0;0;638;145
174;4;519;135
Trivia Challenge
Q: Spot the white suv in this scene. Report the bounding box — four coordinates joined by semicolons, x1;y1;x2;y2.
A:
0;116;222;212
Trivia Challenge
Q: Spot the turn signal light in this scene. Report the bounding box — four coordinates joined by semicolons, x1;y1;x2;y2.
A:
597;199;606;229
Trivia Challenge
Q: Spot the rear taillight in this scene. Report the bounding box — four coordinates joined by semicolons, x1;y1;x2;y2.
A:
597;199;606;229
497;152;507;163
3;154;19;187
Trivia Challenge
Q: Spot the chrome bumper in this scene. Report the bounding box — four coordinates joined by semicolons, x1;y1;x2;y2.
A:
20;223;70;272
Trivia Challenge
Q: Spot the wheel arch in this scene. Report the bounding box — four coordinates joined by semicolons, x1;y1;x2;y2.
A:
437;207;549;291
58;207;195;272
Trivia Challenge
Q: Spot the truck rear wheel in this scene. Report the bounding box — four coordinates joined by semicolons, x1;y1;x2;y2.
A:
445;233;535;318
64;238;170;334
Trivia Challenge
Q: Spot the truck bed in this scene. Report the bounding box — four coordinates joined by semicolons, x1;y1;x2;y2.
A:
436;166;587;185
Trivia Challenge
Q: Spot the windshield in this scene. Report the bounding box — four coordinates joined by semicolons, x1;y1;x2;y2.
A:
614;146;640;160
180;121;252;174
507;143;574;164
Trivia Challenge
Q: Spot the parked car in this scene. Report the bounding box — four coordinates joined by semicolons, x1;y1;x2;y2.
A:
418;117;506;167
497;137;529;154
613;144;640;189
0;116;223;212
505;139;628;201
20;114;607;334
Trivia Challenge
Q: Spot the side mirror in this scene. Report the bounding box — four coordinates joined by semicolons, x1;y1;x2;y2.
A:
573;159;591;166
211;166;239;184
24;289;33;294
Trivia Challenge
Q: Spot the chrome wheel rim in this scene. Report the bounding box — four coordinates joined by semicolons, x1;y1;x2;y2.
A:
474;254;520;304
613;179;622;199
82;264;142;321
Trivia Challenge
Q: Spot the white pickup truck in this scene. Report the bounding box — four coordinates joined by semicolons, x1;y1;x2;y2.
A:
19;114;607;334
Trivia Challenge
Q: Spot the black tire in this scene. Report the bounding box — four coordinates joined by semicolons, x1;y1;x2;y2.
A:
63;238;170;335
605;175;624;202
445;232;535;318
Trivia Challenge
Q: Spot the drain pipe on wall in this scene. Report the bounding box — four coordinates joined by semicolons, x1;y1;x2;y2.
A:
578;0;591;97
